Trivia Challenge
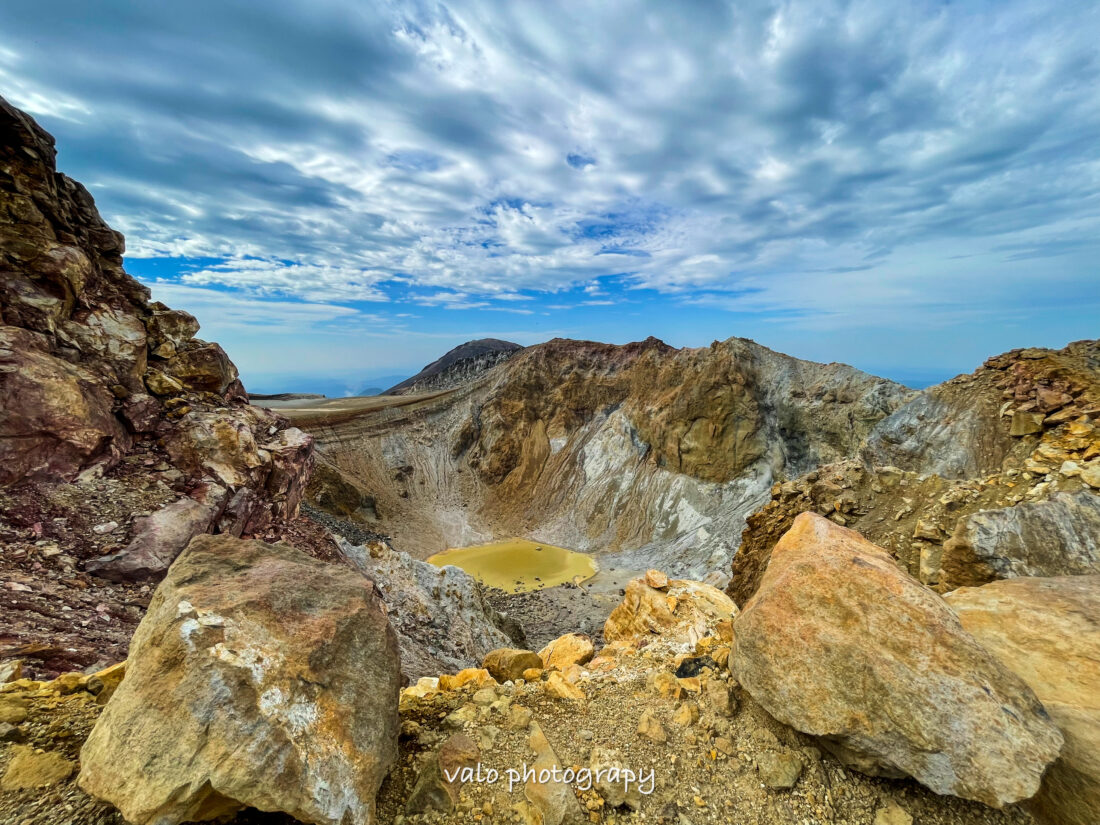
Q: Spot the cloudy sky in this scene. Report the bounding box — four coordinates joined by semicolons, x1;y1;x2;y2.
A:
3;1;1098;391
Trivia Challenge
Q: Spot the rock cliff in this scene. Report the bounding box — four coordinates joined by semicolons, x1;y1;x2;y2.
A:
0;96;318;675
729;341;1100;605
384;338;522;395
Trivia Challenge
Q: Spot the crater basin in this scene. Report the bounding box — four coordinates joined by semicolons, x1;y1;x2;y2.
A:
427;538;597;592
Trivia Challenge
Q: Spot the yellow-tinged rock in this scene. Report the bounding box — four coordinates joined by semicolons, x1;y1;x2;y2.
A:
85;661;126;703
652;671;679;697
637;711;667;743
946;576;1100;825
402;677;441;702
672;701;699;726
676;677;701;693
482;649;542;683
544;671;585;701
439;668;496;692
603;577;738;643
644;569;669;589
539;633;595;670
521;667;544;682
734;512;1063;809
1;745;74;791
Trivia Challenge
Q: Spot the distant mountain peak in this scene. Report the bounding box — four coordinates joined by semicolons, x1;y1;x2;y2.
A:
384;338;523;395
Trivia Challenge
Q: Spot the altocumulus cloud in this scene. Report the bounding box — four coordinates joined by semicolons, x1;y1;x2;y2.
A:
1;0;1098;350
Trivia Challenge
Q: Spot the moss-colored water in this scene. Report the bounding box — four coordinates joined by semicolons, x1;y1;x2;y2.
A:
427;538;597;592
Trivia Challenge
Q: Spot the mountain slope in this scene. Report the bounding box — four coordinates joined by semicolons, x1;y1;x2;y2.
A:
384;338;522;395
296;335;912;576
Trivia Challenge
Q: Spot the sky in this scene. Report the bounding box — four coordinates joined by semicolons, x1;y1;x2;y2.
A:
2;0;1098;392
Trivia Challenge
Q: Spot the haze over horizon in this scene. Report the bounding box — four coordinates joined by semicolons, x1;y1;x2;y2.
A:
2;0;1097;393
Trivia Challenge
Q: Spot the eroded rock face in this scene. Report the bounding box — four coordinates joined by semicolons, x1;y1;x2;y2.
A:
941;491;1100;588
78;534;401;825
733;512;1063;808
946;576;1100;825
0;94;312;538
338;537;517;681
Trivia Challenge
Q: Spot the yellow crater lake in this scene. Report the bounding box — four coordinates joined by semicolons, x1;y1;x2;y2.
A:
427;538;597;592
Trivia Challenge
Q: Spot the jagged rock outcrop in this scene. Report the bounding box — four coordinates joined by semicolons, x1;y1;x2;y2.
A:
299;335;910;576
337;537;518;681
385;338;522;395
733;513;1063;808
0;95;315;626
946;576;1100;825
730;342;1100;605
78;534;401;825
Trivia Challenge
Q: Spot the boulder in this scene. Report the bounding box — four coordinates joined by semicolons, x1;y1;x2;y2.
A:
946;576;1100;825
78;534;401;825
161;340;238;395
539;633;595;670
940;491;1100;589
733;512;1063;808
85;488;226;582
483;648;544;683
604;577;737;643
404;733;480;814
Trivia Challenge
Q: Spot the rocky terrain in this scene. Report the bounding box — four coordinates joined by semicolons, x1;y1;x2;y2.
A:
2;96;1099;825
384;339;522;396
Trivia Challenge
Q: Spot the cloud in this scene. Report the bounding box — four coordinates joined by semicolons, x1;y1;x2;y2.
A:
0;0;1096;324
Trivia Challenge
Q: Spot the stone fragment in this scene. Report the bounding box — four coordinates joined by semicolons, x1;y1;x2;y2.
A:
0;327;130;484
644;569;669;589
637;711;667;743
0;721;24;742
757;749;803;790
672;702;699;726
538;633;595;670
1010;411;1045;436
507;705;533;730
439;668;495;692
946;576;1100;825
78;535;401;825
483;648;544;683
544;671;585;701
940;490;1100;588
525;723;584;825
733;512;1063;808
590;747;641;809
404;733;480;815
1;746;74;791
874;800;913;825
0;697;28;724
0;659;22;684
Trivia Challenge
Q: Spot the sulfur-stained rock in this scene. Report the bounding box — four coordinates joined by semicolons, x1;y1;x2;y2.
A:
1;745;74;791
946;576;1100;825
734;512;1063;808
538;633;595;670
78;534;401;825
439;668;495;692
543;671;585;701
483;648;544;683
604;577;737;643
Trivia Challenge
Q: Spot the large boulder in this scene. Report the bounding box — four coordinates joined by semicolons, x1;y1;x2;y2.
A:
733;512;1063;808
946;576;1100;825
603;577;737;643
940;491;1100;589
78;534;401;825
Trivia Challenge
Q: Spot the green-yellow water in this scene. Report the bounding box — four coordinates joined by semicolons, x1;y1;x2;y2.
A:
427;538;597;592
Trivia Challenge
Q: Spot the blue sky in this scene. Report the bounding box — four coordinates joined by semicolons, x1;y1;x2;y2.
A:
2;1;1098;392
